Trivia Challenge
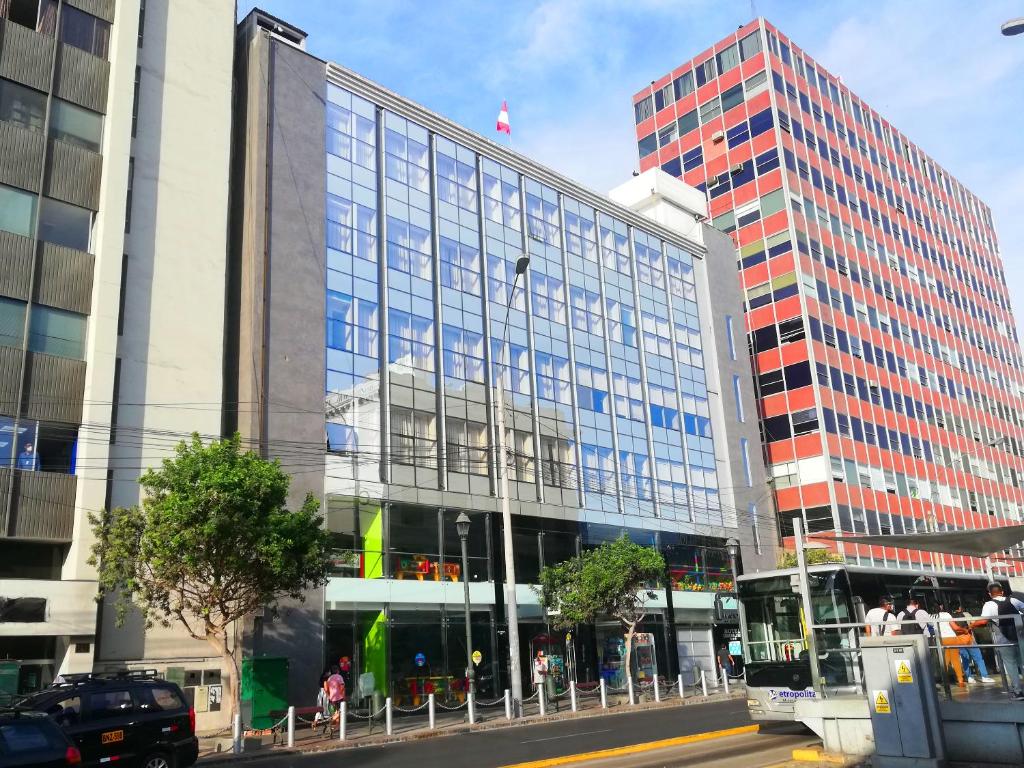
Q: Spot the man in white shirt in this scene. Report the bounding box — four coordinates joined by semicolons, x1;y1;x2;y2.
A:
865;597;898;637
897;595;931;636
980;582;1024;700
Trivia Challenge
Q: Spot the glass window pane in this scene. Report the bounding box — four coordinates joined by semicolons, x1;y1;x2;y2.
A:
38;197;91;251
49;99;102;152
0;184;36;238
60;5;110;59
0;78;46;132
0;298;26;349
28;305;86;359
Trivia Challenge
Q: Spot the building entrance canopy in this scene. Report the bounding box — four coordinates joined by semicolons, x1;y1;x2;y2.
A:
816;524;1024;559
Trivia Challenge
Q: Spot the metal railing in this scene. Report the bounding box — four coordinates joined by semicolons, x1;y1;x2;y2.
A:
221;669;741;754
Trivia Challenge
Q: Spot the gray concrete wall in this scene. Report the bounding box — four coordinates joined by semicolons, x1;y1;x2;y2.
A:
700;224;777;574
229;26;328;700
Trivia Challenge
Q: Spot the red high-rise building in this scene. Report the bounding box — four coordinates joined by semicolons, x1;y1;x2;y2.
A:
632;19;1024;576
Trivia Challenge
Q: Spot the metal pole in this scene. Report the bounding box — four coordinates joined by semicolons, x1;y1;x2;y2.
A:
627;675;635;705
496;295;524;715
727;541;749;682
286;706;295;747
232;713;242;754
459;527;476;703
339;702;347;741
986;557;994;582
428;693;435;729
570;680;577;711
385;697;393;736
504;688;511;720
723;669;730;694
677;673;684;699
793;519;824;695
700;668;707;697
538;683;546;716
468;692;476;724
653;673;660;702
600;678;607;708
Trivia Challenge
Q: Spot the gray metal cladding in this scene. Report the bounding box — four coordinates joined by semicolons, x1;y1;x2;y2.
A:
22;352;86;424
0;346;23;419
45;138;102;210
35;243;95;315
9;469;76;540
65;0;116;24
0;231;35;301
0;120;45;192
54;43;109;114
0;19;55;92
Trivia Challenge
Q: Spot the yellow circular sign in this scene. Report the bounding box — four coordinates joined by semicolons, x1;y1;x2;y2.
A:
472;650;482;665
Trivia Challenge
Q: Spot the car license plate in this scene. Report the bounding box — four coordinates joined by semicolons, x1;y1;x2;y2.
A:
101;730;124;744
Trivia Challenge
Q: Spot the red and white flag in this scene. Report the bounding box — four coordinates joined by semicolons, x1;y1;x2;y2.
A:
496;100;511;135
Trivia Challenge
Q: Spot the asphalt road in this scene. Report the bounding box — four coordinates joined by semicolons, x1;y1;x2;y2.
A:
237;699;812;768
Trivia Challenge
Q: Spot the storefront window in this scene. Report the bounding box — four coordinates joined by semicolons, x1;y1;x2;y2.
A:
325;498;385;578
441;509;488;582
389;504;440;580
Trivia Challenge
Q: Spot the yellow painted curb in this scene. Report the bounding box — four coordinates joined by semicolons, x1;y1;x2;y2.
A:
497;724;760;768
792;747;846;764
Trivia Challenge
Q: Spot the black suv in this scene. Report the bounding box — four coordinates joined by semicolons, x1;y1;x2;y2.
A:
0;708;81;768
18;672;198;768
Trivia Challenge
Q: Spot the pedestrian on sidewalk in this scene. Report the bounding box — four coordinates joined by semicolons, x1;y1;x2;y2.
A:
716;645;734;679
533;650;549;709
326;665;346;723
313;674;330;730
933;602;968;688
980;582;1024;701
951;602;995;684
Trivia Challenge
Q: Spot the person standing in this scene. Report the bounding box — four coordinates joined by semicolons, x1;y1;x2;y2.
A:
325;665;346;722
865;597;899;636
952;603;995;684
981;583;1024;700
716;645;734;679
897;596;930;635
533;650;549;708
933;602;967;688
16;442;38;471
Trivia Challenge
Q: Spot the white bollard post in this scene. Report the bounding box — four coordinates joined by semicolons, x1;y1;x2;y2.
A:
468;692;476;725
570;680;577;712
428;693;436;729
538;685;546;716
600;678;608;709
700;668;708;697
677;673;685;700
628;675;635;706
653;673;661;702
286;705;295;747
723;669;730;694
339;702;347;741
232;713;242;754
385;697;393;736
504;689;511;721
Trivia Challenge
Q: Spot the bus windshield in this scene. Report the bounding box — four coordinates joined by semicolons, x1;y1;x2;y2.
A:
739;567;853;663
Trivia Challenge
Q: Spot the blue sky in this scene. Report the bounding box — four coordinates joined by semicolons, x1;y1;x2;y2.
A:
243;0;1024;332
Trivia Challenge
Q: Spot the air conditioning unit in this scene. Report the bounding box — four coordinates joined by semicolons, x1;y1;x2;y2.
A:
711;130;725;143
730;163;744;174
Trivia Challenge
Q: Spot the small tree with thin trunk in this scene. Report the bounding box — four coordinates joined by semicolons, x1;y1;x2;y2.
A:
89;433;330;715
536;534;665;682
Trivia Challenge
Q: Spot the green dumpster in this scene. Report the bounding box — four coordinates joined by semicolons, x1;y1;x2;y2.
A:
241;657;289;729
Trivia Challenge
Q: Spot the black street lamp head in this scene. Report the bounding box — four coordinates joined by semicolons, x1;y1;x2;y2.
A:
515;255;531;275
1002;17;1024;36
456;511;471;539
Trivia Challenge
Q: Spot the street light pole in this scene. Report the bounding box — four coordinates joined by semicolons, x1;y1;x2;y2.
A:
456;512;475;701
725;539;749;671
496;254;530;715
793;519;823;694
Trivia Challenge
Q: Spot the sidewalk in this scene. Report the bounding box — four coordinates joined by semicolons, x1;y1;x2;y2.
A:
198;683;747;763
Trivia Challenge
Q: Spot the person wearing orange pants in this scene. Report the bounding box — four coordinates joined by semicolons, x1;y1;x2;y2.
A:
936;604;970;687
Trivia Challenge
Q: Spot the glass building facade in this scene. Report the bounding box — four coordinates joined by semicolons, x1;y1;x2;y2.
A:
314;74;755;700
633;19;1024;576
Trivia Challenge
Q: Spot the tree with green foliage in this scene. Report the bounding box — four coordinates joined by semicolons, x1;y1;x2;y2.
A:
536;534;665;682
89;434;330;714
777;548;846;568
